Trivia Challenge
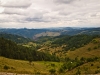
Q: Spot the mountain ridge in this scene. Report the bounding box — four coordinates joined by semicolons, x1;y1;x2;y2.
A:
0;27;100;39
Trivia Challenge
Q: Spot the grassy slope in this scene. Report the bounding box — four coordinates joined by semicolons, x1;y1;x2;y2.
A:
34;32;60;37
0;56;100;75
38;38;100;59
66;60;100;75
36;38;100;74
0;57;62;74
66;38;100;59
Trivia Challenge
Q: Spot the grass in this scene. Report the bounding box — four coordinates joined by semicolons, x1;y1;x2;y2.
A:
0;38;100;74
35;32;60;37
38;38;100;60
35;38;100;75
0;57;62;74
66;60;100;75
66;39;100;59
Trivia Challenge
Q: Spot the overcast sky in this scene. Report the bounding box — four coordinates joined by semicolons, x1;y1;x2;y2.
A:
0;0;100;28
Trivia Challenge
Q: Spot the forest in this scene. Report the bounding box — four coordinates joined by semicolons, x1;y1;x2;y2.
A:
0;37;59;61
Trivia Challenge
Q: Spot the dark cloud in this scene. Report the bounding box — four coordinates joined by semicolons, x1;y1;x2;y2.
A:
2;8;25;15
1;0;32;8
2;4;31;8
25;16;50;22
26;17;43;22
54;0;75;4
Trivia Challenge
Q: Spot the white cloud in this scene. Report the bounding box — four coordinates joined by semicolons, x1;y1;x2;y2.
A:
1;0;32;8
0;0;100;28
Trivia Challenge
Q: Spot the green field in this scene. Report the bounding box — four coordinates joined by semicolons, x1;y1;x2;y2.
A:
0;57;63;74
0;56;100;75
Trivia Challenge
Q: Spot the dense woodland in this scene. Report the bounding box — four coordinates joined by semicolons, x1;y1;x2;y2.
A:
0;37;59;61
51;35;100;51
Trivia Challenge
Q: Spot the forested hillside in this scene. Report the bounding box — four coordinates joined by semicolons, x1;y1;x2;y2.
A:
37;34;100;58
0;28;49;39
0;32;32;43
0;37;59;61
51;35;99;51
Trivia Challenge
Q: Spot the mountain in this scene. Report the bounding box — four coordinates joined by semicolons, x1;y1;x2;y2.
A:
61;27;100;35
0;32;32;43
0;28;48;39
0;27;100;40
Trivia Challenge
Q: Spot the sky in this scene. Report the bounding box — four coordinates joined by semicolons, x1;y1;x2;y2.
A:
0;0;100;28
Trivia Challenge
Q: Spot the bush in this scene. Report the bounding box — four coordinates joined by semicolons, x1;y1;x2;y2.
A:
97;66;100;69
49;69;56;74
95;70;100;74
51;63;55;67
4;65;10;70
87;48;91;51
75;68;81;75
58;68;64;73
91;64;94;66
93;46;98;49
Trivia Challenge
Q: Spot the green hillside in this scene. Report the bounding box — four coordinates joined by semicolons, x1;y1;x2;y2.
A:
0;33;100;75
37;35;100;58
67;38;100;59
36;35;100;74
0;57;62;74
0;32;32;43
0;37;59;61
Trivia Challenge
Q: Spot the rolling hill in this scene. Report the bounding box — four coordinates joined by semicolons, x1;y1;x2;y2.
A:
0;27;100;74
0;32;32;43
0;27;100;40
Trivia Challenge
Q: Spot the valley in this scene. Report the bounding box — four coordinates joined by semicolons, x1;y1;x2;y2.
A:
0;27;100;75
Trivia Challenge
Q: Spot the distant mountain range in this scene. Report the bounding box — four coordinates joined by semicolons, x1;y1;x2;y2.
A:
0;27;100;40
0;32;32;43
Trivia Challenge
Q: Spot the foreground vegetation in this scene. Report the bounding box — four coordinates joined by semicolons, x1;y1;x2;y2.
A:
0;33;100;74
0;56;100;75
0;57;62;74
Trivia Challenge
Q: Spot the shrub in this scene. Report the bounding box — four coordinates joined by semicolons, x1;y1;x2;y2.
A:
51;63;55;67
91;64;94;66
95;70;100;74
49;69;56;74
75;68;81;75
87;48;91;51
93;46;98;49
4;65;10;70
58;68;64;73
97;66;100;69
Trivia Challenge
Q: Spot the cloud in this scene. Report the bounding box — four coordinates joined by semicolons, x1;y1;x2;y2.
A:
3;8;25;15
0;0;100;28
54;0;75;4
1;0;32;8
